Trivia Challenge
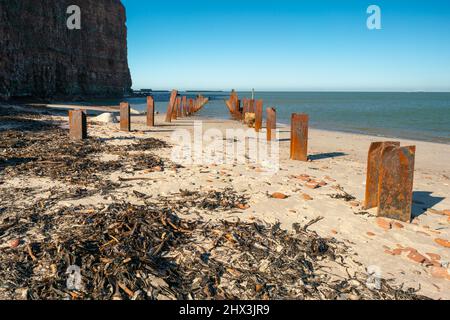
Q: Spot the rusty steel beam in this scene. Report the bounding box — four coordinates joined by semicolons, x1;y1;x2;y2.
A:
182;96;187;117
266;107;276;141
165;90;178;123
188;98;194;115
290;113;309;161
254;100;263;132
248;99;255;113
172;97;181;120
377;145;416;222
69;110;87;140
147;96;155;127
242;98;248;116
364;141;401;210
235;100;242;119
120;102;131;132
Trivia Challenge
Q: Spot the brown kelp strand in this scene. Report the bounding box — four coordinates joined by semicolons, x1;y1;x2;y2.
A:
153;188;250;212
0;199;428;300
1;121;170;186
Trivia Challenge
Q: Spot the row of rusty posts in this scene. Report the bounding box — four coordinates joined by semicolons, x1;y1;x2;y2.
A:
69;89;210;139
225;91;308;160
164;90;209;123
225;91;416;222
69;96;157;139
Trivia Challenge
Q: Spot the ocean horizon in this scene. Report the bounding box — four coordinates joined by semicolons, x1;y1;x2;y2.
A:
66;91;450;144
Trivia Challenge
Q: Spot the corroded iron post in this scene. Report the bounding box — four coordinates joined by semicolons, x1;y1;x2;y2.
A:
266;107;276;141
249;99;255;113
165;90;178;123
147;96;155;127
378;145;416;222
290;113;309;161
172;97;181;120
364;141;400;210
235;99;242;119
69;110;87;140
189;98;194;115
182;96;187;117
120;102;130;132
255;100;263;132
242;98;248;121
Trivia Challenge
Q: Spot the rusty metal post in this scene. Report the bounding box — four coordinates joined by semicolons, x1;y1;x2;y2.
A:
235;99;242;119
364;141;400;210
188;98;194;116
172;97;180;120
377;145;416;222
69;110;87;140
165;90;178;123
266;107;276;141
241;98;248;122
120;102;131;132
147;96;155;127
249;99;255;113
182;96;187;117
290;113;309;161
255;100;263;132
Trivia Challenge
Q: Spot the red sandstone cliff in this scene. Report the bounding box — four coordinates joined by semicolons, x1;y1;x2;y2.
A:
0;0;132;100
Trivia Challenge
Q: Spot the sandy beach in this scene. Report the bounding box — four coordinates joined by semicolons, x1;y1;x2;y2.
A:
1;103;449;300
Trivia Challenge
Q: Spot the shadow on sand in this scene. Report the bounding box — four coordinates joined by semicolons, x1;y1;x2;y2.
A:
308;152;347;161
412;191;445;218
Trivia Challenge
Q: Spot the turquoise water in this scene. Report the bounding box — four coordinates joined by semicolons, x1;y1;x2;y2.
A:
77;92;450;144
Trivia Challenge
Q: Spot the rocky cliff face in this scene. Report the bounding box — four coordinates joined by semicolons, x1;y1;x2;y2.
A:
0;0;132;100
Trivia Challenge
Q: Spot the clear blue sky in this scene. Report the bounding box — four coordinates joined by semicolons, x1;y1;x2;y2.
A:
121;0;450;91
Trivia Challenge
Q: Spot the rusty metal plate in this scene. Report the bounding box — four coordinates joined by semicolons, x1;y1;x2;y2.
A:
165;90;178;122
378;145;416;222
242;98;248;115
69;110;87;140
249;99;255;113
182;96;187;117
172;97;181;119
254;100;263;132
147;96;155;127
364;141;400;209
120;102;131;132
235;99;242;119
290;113;309;161
189;98;194;115
266;107;276;141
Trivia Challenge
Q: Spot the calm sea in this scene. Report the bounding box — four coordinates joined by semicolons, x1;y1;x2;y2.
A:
78;92;450;144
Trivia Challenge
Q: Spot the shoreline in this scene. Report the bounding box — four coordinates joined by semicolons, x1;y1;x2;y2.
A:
22;102;450;146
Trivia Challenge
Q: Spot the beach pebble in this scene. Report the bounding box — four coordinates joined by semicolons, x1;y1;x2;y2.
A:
366;232;376;237
10;239;20;248
434;238;450;248
376;218;392;230
318;181;328;187
297;175;311;182
349;201;360;208
305;182;319;189
407;251;427;264
271;192;288;199
426;253;441;261
301;193;313;201
392;222;404;229
430;267;449;280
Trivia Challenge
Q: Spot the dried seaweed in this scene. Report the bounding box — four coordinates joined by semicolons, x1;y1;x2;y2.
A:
0;198;429;300
1;117;169;187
